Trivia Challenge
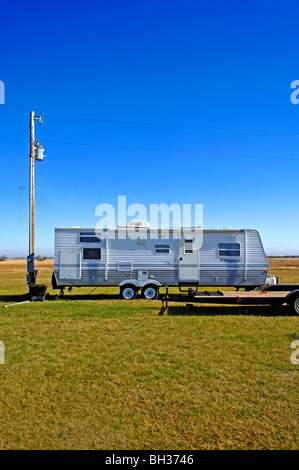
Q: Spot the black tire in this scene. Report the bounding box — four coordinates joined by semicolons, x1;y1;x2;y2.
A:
289;295;299;315
120;285;138;300
141;285;159;300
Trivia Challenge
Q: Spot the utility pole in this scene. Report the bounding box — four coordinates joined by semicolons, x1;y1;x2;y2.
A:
26;111;47;300
29;111;35;257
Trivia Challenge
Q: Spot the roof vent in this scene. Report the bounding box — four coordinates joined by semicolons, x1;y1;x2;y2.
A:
129;221;150;228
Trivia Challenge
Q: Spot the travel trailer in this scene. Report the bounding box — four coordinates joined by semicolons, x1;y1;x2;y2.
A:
52;223;269;299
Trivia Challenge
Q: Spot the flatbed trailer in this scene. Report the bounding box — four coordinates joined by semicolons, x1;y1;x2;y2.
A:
161;285;299;314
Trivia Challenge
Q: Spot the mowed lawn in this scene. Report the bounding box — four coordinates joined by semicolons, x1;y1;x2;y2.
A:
0;259;298;450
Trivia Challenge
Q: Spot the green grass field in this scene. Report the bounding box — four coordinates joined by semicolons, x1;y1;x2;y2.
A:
0;259;298;450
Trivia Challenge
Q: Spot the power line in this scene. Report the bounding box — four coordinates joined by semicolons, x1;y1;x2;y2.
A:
42;140;299;162
0;126;29;164
45;115;299;137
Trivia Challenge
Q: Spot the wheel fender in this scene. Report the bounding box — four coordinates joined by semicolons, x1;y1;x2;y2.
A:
142;280;161;288
118;280;161;288
286;289;299;305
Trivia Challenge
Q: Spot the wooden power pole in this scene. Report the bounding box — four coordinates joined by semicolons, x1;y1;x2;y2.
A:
26;111;47;300
27;111;37;288
29;111;35;257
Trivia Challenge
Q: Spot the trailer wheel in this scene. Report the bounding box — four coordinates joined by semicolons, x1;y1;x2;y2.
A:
142;285;159;300
289;295;299;315
120;285;138;300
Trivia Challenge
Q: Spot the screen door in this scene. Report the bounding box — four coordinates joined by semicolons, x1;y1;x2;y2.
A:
59;250;81;280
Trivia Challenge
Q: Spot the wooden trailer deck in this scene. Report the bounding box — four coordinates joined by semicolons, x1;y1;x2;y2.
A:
161;286;299;310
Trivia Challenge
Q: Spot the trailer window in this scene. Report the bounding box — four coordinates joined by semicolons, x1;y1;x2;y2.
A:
80;232;100;243
83;248;101;259
184;239;193;254
218;243;240;257
155;245;170;254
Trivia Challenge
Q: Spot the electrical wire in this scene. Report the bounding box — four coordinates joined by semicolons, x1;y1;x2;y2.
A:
0;126;29;164
45;115;299;137
42;139;299;162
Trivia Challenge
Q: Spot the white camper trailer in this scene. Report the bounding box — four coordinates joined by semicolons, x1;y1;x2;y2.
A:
52;224;269;299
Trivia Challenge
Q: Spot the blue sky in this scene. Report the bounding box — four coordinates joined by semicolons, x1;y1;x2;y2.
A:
0;0;298;256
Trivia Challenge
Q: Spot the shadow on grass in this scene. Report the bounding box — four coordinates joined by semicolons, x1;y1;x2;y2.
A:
159;304;290;317
0;294;29;303
47;293;120;301
0;293;120;304
0;294;293;317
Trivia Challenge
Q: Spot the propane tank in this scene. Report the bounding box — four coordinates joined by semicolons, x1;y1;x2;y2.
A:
265;274;277;286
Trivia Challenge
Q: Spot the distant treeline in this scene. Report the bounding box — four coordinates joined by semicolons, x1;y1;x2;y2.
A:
0;256;54;261
267;255;299;258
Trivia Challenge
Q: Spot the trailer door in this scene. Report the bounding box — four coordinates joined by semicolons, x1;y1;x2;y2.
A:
59;250;81;280
178;238;199;283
